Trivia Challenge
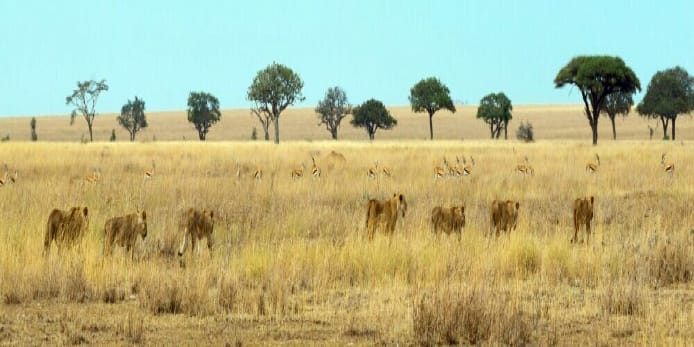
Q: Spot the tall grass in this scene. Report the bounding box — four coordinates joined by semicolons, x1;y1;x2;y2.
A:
0;140;692;344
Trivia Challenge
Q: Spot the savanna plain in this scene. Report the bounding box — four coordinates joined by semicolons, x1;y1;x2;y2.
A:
0;106;693;345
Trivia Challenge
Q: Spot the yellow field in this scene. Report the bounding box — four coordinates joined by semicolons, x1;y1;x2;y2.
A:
2;104;693;142
0;139;692;345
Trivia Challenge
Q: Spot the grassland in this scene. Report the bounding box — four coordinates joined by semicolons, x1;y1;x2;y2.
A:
0;106;693;345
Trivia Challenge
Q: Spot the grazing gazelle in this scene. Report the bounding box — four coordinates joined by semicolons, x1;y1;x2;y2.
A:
311;156;321;178
292;162;306;179
461;157;471;176
253;166;263;181
434;158;447;180
85;168;102;183
144;160;155;180
0;164;8;187
516;156;534;176
368;161;379;179
661;153;675;175
586;153;600;174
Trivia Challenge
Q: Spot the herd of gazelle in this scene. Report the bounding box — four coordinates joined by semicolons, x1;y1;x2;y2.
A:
433;156;473;179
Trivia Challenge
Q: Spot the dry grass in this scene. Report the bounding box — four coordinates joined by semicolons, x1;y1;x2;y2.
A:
0;139;693;344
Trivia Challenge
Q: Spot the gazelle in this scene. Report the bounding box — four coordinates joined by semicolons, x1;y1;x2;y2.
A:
661;153;675;175
9;170;17;184
516;156;534;176
0;164;8;187
434;158;448;179
292;162;306;179
461;157;471;176
144;160;155;180
85;168;101;183
311;156;321;178
253;166;263;181
368;161;379;179
381;165;392;178
586;153;600;174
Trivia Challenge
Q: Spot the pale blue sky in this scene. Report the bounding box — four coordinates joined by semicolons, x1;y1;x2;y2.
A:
0;0;692;117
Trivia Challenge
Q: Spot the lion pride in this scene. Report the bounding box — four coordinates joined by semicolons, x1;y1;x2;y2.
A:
365;193;407;240
178;208;215;257
431;205;465;236
490;200;520;237
44;206;90;255
572;196;594;243
103;210;148;260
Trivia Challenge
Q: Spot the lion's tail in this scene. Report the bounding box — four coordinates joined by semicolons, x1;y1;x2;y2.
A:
43;218;52;256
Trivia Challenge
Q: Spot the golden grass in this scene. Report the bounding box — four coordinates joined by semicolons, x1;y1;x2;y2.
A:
0;140;692;344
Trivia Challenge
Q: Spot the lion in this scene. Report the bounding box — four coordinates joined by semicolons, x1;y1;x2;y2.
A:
177;208;215;257
572;196;594;243
44;207;89;255
431;205;466;236
103;210;148;260
490;200;520;237
365;193;407;240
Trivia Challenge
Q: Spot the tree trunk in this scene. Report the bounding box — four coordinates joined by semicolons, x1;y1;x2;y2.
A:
331;128;338;140
273;117;280;144
130;130;135;142
198;129;205;141
591;116;598;146
263;125;269;141
87;122;94;142
609;114;616;140
503;121;508;140
660;116;669;139
489;123;494;139
671;116;676;141
428;113;434;140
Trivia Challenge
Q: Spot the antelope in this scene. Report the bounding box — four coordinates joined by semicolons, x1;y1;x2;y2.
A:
236;162;242;179
516;156;534;176
381;165;392;178
461;157;471;176
144;160;155;180
470;156;476;167
434;158;447;180
311;156;321;178
0;165;8;187
85;168;101;183
253;166;263;181
368;161;379;179
292;163;306;179
586;154;600;174
661;154;675;175
9;170;17;184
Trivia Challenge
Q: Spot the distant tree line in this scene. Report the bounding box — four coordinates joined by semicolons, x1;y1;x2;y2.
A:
57;59;691;145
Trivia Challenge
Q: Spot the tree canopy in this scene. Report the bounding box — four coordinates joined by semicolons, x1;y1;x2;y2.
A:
247;62;304;143
409;77;456;140
601;91;633;140
476;92;513;139
637;66;694;141
350;99;397;140
187;91;221;141
65;79;109;142
554;56;640;145
118;96;148;142
316;86;351;140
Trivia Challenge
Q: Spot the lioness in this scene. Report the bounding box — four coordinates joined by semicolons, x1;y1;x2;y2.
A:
490;200;520;237
572;196;594;243
365;193;407;240
431;205;466;236
178;208;215;257
103;210;148;260
44;207;89;255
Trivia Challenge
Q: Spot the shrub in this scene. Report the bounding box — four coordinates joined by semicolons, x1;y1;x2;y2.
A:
647;233;692;286
516;121;534;142
600;281;642;316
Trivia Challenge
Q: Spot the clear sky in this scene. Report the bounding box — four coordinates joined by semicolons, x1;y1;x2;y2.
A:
0;0;692;117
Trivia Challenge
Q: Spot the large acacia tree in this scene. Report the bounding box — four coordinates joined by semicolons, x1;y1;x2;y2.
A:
351;99;397;140
601;91;633;140
187;91;221;141
118;96;148;142
247;62;305;144
637;66;694;141
316;86;351;140
409;77;456;140
476;92;513;139
554;56;640;145
66;79;109;142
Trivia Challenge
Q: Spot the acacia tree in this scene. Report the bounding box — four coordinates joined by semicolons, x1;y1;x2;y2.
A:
118;97;148;142
350;99;397;140
554;56;640;145
247;62;304;144
476;92;513;139
601;91;633;140
66;79;109;142
316;86;351;140
637;66;694;141
409;77;456;140
187;92;221;141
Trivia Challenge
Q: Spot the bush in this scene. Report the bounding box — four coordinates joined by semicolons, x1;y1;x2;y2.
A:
647;233;692;286
516;121;534;142
600;281;642;316
110;129;117;142
251;127;258;141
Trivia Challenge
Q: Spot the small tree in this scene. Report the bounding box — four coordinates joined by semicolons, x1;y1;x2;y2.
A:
247;62;305;144
117;96;148;142
409;77;456;140
65;79;109;142
316;86;351;140
601;91;633;140
637;66;694;141
187;92;221;141
30;117;37;141
350;99;397;140
554;56;640;145
110;129;116;142
476;92;513;139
